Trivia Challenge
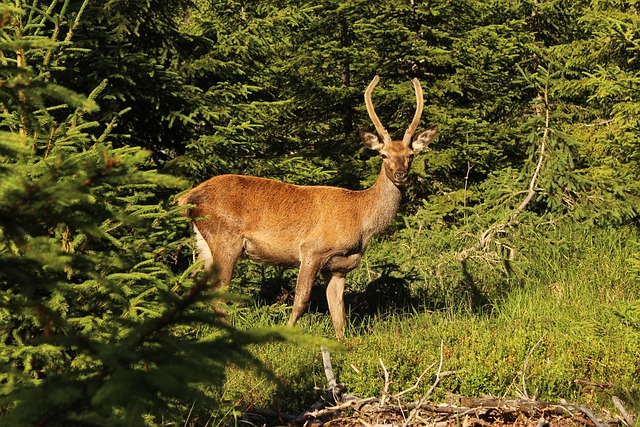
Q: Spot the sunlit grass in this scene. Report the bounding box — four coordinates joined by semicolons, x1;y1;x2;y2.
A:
213;224;640;420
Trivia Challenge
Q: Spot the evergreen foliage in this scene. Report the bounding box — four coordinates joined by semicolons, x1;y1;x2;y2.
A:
0;2;297;425
2;0;640;423
55;0;199;161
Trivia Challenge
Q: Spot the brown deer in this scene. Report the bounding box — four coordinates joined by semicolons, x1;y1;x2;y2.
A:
178;76;437;339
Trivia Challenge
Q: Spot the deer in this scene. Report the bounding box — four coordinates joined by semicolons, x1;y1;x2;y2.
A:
178;76;437;339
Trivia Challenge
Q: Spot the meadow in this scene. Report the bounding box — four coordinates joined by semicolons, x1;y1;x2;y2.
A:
3;1;640;425
212;224;640;423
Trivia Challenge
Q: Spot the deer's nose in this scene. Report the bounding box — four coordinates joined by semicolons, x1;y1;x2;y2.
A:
394;171;408;181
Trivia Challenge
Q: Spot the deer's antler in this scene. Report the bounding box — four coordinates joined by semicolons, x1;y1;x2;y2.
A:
403;78;424;145
364;75;391;145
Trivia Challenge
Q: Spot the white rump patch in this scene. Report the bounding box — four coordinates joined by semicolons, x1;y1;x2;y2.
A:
193;224;213;270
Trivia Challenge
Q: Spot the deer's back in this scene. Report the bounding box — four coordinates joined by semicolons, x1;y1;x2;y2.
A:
181;174;368;264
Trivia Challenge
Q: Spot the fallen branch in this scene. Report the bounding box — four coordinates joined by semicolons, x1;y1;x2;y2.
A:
402;341;445;427
612;396;636;427
380;358;391;406
304;346;346;414
322;345;337;391
246;389;622;426
243;344;623;427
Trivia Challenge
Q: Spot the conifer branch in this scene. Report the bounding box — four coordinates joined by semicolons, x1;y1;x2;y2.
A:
12;13;29;138
63;0;89;44
459;75;551;261
33;272;216;425
41;3;61;72
122;272;214;351
510;89;549;222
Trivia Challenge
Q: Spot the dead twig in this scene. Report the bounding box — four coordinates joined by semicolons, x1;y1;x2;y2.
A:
306;397;378;419
243;340;620;427
306;346;345;413
379;358;391;406
394;362;436;400
402;341;445;427
321;345;338;392
612;396;635;427
519;331;547;399
246;390;619;426
578;405;605;427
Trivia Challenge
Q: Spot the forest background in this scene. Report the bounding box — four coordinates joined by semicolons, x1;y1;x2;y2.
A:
1;0;640;425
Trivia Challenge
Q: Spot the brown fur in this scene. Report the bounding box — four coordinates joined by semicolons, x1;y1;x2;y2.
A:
179;78;437;339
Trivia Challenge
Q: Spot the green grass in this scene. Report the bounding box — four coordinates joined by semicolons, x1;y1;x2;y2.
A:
205;224;640;423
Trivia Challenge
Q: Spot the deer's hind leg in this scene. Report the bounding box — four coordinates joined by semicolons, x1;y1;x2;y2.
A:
208;242;244;290
197;225;244;322
195;223;243;290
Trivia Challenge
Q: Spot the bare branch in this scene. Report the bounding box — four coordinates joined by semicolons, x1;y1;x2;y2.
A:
519;331;547;399
612;396;636;427
379;358;391;406
510;90;549;222
394;362;436;400
402;341;445;427
460;78;552;261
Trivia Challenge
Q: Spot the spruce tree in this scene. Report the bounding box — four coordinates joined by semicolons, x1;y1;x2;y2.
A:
0;3;292;425
54;0;201;164
547;0;640;222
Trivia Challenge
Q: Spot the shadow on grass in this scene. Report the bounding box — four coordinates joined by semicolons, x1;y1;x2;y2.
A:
243;258;502;331
225;260;515;423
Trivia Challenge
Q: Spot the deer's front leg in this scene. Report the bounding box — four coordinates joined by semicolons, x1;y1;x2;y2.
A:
288;252;323;328
324;272;346;340
322;253;361;339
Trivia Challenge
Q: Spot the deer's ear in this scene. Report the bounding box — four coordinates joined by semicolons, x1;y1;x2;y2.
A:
359;129;384;152
411;125;438;153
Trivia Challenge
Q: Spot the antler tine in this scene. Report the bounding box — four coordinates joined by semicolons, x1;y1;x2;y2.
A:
364;75;391;144
403;78;424;144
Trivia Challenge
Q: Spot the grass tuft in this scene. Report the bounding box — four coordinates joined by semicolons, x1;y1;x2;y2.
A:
212;223;640;422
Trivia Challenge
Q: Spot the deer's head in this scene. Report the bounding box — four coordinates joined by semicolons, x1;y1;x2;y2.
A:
359;75;438;186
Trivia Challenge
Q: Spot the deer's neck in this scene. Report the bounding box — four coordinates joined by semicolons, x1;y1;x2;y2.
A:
360;167;403;238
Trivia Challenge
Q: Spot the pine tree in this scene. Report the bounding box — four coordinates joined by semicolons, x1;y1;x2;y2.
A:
0;3;294;425
54;0;202;165
547;0;640;223
172;0;340;185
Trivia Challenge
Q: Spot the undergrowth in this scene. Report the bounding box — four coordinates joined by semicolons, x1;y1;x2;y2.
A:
211;223;640;423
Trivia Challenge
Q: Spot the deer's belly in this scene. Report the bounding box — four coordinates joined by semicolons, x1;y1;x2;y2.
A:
242;236;300;267
324;252;363;273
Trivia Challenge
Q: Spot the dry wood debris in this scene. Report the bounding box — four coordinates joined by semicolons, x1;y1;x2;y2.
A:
245;385;627;427
243;346;635;427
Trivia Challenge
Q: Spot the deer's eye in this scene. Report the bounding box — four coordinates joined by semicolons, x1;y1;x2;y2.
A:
380;153;388;159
